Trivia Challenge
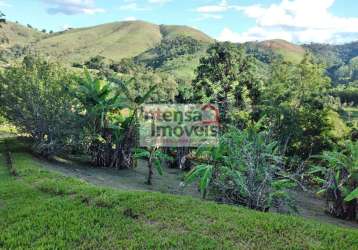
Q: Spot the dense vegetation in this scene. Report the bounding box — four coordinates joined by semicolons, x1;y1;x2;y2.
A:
0;15;357;247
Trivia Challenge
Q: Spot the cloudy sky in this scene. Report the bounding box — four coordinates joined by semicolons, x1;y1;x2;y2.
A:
1;0;358;44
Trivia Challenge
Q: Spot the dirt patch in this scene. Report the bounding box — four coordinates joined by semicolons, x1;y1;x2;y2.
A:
32;155;357;229
32;156;200;198
293;190;358;229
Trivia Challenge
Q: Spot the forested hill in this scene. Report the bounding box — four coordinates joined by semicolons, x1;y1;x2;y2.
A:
0;20;357;86
0;20;213;64
304;42;358;85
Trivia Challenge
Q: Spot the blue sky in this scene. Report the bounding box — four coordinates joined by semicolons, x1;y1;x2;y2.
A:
1;0;358;44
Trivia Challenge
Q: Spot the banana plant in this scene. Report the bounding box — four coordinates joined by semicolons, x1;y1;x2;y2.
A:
108;77;157;169
310;141;358;219
184;125;294;212
74;69;126;166
184;143;225;198
133;147;173;185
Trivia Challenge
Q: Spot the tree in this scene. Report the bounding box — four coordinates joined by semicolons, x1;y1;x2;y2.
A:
74;70;124;167
118;68;178;103
193;42;262;126
0;56;79;156
75;71;159;169
261;55;331;158
0;11;6;24
134;147;173;185
144;36;203;68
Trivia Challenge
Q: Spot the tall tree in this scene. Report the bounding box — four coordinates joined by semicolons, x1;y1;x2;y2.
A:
0;11;6;25
262;54;331;158
193;42;261;126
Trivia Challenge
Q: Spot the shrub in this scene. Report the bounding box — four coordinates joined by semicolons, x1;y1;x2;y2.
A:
185;125;297;212
310;141;358;220
0;56;80;156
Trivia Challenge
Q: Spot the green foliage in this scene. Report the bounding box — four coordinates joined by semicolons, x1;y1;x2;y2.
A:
0;10;5;23
185;125;296;212
84;56;107;70
261;55;332;158
140;36;203;68
133;147;173;185
325;110;351;140
331;83;358;105
74;70;159;168
305;42;358;86
241;43;282;64
0;56;79;156
75;71;131;168
310;141;358;220
118;70;178;103
193;42;262;125
30;21;212;65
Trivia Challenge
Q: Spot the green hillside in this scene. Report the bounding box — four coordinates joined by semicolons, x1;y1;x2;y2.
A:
257;39;306;63
159;25;213;43
0;21;44;49
32;21;213;64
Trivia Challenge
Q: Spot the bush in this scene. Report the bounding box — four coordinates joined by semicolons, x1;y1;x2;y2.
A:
310;141;358;221
185;125;296;212
0;56;80;156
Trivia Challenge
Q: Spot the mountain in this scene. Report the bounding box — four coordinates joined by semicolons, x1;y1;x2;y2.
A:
259;39;306;63
304;41;358;66
0;19;357;86
305;42;358;85
31;21;214;64
0;21;44;49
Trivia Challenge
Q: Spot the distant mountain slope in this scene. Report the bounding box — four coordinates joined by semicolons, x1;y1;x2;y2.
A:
257;39;306;63
304;42;358;85
159;25;213;43
32;21;214;64
304;42;358;66
0;21;44;49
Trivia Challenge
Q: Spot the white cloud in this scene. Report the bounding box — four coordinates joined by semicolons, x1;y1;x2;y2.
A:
43;0;105;15
0;1;11;7
196;0;229;13
219;27;293;43
123;16;137;21
148;0;171;5
119;2;149;11
207;0;358;44
196;13;223;21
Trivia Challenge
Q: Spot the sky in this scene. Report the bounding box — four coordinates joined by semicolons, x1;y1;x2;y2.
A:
1;0;358;44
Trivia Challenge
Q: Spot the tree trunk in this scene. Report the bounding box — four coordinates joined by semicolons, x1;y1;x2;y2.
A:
147;160;153;185
172;147;192;170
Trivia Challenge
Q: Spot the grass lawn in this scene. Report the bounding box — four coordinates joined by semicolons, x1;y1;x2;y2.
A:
0;138;357;249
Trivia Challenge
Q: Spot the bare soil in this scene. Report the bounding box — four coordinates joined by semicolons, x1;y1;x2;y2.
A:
28;155;358;229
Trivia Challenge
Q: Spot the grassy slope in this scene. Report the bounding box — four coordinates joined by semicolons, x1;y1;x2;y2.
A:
0;21;44;49
258;39;306;63
0;138;357;249
33;21;162;64
32;21;213;64
159;25;214;43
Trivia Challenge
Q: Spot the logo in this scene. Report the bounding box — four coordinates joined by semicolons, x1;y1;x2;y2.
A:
139;104;220;147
